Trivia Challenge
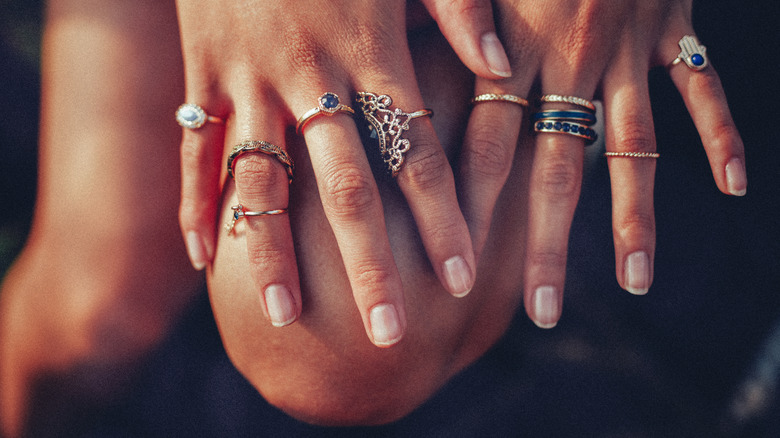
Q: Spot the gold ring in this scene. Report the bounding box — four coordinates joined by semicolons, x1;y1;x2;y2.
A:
355;91;433;177
604;152;659;159
176;103;226;129
296;92;356;134
227;140;294;183
225;204;288;234
539;94;596;113
471;93;529;107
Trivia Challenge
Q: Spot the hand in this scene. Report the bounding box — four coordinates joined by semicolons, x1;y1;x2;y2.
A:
176;1;477;347
426;0;746;327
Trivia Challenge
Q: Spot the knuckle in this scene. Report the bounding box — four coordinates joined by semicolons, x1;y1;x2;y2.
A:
536;153;581;197
528;250;568;271
179;136;209;167
452;0;493;20
614;119;656;152
615;211;655;240
350;259;396;291
247;244;287;271
397;143;450;192
281;25;330;78
235;155;282;198
342;21;395;76
321;164;378;217
463;128;515;180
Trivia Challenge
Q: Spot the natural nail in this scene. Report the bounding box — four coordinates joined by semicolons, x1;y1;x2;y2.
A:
480;32;512;78
264;284;297;327
533;286;559;329
369;303;403;347
185;231;208;271
624;251;651;295
443;256;474;298
725;157;747;196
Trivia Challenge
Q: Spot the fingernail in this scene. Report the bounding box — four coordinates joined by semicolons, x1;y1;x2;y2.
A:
443;256;474;298
185;231;208;271
369;303;403;347
480;32;512;78
624;251;651;295
264;284;297;327
532;286;559;329
725;157;747;196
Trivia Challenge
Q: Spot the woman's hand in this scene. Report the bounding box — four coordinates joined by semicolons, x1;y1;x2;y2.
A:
175;1;479;347
426;0;746;327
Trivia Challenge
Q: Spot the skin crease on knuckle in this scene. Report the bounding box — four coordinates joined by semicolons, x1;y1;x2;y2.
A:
206;28;527;426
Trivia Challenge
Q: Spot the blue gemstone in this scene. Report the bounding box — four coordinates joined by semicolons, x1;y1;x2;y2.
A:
536;122;544;130
233;211;240;220
691;54;704;66
320;93;340;109
554;122;562;130
578;126;586;134
545;123;553;129
562;123;570;132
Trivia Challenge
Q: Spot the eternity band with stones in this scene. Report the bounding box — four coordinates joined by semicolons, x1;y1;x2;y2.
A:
534;120;598;145
604;151;660;159
355;91;433;177
670;35;709;71
296;92;356;134
539;94;596;113
471;93;529;107
227;140;294;184
175;103;226;129
225;204;288;234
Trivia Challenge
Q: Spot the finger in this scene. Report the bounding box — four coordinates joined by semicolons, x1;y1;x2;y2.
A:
663;32;747;196
459;78;529;260
603;58;658;295
420;0;511;79
230;112;301;327
178;102;227;270
297;90;407;348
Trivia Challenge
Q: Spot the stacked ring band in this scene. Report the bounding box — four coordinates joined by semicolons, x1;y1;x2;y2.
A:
227;140;294;183
539;94;596;113
296;92;356;134
532;110;597;125
225;203;288;234
604;151;660;159
471;93;529;107
176;103;226;129
533;107;598;145
355;91;433;177
670;35;709;71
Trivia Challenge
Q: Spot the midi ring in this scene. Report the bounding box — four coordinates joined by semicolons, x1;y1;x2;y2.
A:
175;103;226;129
228;140;294;184
225;203;288;234
539;94;596;113
670;35;709;71
604;151;659;159
355;91;433;177
296;92;356;134
471;93;529;107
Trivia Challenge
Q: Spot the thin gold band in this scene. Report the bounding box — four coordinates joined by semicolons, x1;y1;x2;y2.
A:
471;93;529;107
604;152;660;159
539;94;596;112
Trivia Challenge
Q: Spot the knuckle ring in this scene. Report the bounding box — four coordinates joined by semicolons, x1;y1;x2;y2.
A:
175;103;226;129
227;140;294;184
532;109;598;145
538;94;596;113
296;92;356;134
471;93;529;107
604;151;659;159
355;91;433;177
669;35;708;71
225;203;288;235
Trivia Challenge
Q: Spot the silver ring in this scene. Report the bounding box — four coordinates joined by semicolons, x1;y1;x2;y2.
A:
670;35;708;71
355;91;433;177
225;203;288;234
296;92;356;134
175;103;226;129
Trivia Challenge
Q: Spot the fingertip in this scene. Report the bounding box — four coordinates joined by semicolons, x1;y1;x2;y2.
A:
530;285;560;329
368;303;404;348
480;32;512;78
443;255;475;298
263;284;299;328
623;251;651;295
185;230;212;271
725;157;747;196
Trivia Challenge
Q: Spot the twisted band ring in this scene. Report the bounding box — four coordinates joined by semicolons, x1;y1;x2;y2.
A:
227;140;294;183
604;152;659;159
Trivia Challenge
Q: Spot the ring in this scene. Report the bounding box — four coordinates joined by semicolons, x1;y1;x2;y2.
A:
604;151;659;159
227;140;294;183
175;103;226;129
532;110;597;125
539;94;596;113
471;93;529;107
670;35;708;71
534;120;598;144
225;204;288;234
296;92;356;134
355;91;433;177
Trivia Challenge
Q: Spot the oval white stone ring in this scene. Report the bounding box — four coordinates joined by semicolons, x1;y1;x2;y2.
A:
175;103;226;129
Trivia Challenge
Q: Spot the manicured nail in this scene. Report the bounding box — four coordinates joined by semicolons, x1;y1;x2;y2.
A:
532;286;559;329
185;231;208;271
725;157;747;196
480;32;512;78
369;303;403;347
624;251;651;295
443;256;474;298
264;284;297;327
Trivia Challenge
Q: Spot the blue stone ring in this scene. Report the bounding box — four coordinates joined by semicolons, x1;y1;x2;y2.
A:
671;35;709;71
296;92;356;134
175;103;226;129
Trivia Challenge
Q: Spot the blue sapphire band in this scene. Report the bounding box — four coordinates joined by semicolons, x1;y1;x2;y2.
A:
532;110;596;125
296;92;356;134
176;103;226;129
534;120;598;145
671;35;708;71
